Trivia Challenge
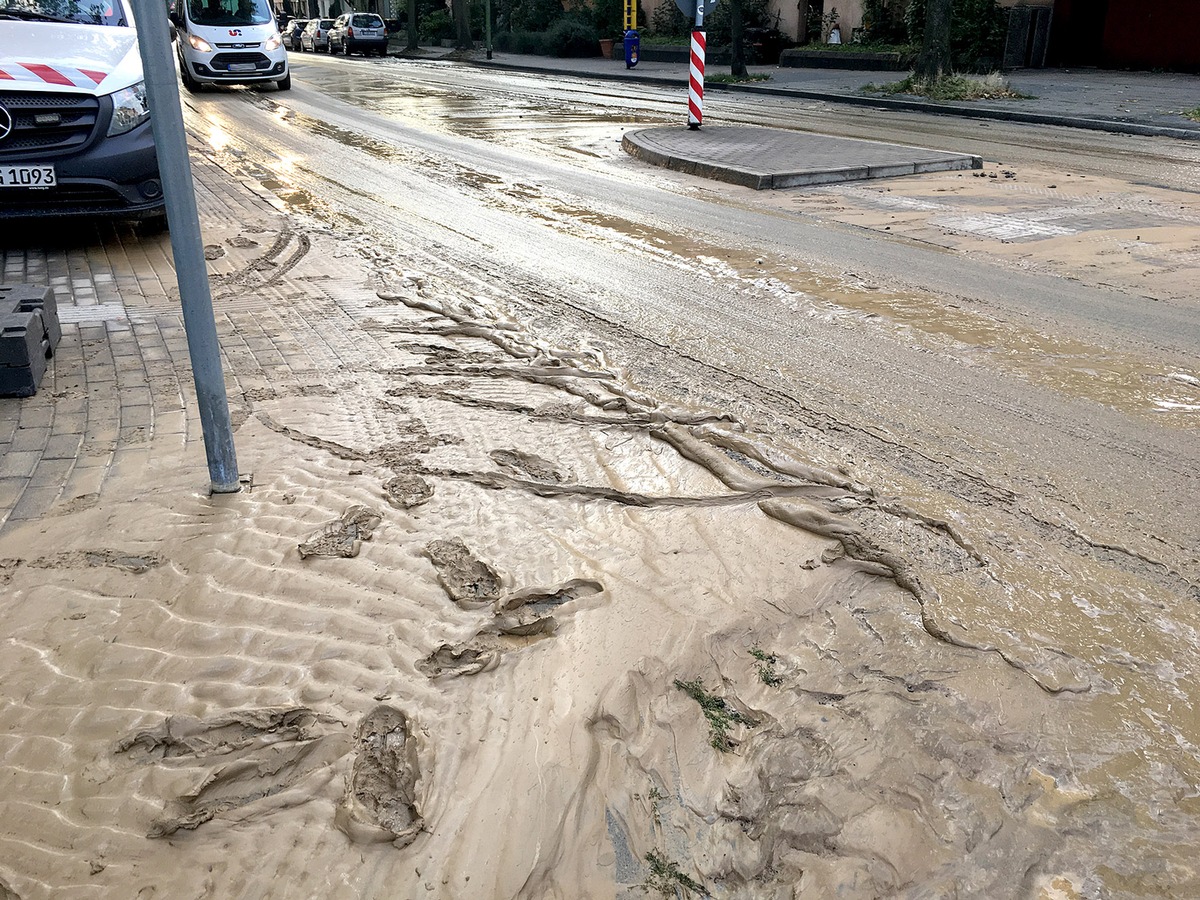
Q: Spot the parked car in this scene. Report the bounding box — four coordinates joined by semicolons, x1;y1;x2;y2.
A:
0;0;165;226
283;18;308;51
328;13;389;57
171;0;290;92
300;18;336;52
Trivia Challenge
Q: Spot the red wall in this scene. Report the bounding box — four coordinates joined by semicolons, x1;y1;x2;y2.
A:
1052;0;1200;70
1102;0;1200;69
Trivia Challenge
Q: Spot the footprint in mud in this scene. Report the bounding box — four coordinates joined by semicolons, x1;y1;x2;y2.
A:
424;538;501;609
383;473;433;509
26;549;164;574
144;735;351;838
227;235;259;249
116;707;351;839
489;449;572;484
298;506;382;559
497;578;603;615
417;579;604;678
417;615;558;679
335;706;423;847
115;707;320;761
203;244;225;260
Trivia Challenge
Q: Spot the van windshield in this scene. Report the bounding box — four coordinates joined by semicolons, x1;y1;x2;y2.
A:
187;0;272;26
0;0;127;26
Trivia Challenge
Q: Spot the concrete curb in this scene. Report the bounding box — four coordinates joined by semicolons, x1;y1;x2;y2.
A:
464;59;1200;142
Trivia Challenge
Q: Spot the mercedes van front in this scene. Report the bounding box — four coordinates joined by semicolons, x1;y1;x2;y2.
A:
0;0;164;224
171;0;289;92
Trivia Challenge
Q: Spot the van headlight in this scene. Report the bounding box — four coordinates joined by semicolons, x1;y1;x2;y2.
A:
264;32;283;50
188;33;214;52
107;82;151;136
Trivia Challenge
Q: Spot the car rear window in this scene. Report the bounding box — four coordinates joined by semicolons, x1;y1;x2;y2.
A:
321;19;333;27
350;14;382;26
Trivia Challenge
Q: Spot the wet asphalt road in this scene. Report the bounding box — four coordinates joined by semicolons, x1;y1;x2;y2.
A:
179;53;1199;804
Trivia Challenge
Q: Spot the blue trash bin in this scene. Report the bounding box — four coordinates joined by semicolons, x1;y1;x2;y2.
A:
624;29;639;68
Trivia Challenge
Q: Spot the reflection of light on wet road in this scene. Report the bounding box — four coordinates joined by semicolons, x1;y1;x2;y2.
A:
208;125;231;152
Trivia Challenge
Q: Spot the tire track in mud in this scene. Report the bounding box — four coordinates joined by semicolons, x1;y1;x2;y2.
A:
251;277;1101;696
184;89;1179;690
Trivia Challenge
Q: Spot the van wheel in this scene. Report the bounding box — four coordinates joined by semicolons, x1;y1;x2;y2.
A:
277;72;291;91
181;64;201;93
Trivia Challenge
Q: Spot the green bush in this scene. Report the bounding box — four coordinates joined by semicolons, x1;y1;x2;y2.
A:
649;0;689;39
703;0;779;47
502;0;565;32
419;8;454;41
544;14;600;55
862;0;906;43
494;29;550;52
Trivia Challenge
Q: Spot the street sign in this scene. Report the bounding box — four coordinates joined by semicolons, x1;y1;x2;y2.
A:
674;0;717;20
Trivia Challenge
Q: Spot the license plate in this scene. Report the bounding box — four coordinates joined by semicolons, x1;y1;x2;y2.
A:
229;62;256;72
0;165;56;188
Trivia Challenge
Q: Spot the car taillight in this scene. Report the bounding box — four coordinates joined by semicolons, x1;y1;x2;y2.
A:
347;25;354;36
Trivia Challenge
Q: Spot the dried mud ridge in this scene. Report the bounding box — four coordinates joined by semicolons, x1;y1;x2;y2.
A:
116;705;422;846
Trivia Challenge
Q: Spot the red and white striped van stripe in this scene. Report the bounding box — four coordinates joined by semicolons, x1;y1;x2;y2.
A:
0;63;109;88
687;29;706;128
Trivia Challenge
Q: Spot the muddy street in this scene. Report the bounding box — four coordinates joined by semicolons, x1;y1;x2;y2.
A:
0;54;1197;899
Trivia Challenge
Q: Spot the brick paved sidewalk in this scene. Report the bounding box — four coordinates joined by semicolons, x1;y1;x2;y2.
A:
0;154;389;536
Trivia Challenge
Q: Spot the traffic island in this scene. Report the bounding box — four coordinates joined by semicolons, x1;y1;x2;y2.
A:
622;125;982;189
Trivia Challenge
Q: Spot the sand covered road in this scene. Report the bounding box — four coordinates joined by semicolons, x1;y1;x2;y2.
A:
2;70;1199;896
0;192;1193;898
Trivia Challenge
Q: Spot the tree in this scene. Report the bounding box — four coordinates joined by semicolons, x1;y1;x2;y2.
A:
729;0;746;76
914;0;951;79
453;0;471;47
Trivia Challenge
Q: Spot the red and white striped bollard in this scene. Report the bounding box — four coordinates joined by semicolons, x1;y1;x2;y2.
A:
688;28;706;129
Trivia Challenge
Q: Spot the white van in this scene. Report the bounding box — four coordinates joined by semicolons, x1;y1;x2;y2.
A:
171;0;289;92
0;0;164;224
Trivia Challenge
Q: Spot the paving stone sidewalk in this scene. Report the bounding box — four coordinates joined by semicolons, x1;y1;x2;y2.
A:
0;156;390;536
464;51;1200;140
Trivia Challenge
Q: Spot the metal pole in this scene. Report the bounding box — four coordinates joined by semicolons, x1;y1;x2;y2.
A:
128;0;241;494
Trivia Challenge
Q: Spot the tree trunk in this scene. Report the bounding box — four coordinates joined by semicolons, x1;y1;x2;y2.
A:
730;0;747;77
915;0;952;80
406;0;417;50
453;0;471;49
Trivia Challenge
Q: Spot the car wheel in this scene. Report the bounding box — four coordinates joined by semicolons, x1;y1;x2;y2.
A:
137;212;169;236
277;72;292;91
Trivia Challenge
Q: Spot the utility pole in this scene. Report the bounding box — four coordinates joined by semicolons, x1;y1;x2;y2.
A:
128;0;241;494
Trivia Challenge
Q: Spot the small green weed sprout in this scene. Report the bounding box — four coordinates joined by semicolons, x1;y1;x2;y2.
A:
643;849;706;897
673;678;751;752
750;644;783;686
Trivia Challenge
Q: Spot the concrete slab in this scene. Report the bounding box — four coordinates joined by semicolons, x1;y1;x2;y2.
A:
622;126;982;189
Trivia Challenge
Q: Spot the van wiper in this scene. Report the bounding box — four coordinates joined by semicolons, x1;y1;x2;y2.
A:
0;6;76;22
